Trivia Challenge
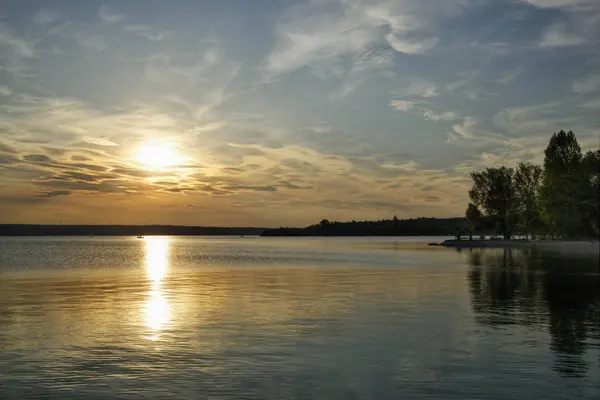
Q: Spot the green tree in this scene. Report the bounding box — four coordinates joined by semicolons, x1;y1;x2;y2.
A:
469;167;515;239
513;162;543;239
539;130;583;238
581;149;600;236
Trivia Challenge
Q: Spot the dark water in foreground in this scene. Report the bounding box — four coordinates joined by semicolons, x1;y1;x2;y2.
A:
0;236;599;399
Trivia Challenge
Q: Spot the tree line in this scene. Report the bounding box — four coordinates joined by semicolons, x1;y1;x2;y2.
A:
261;217;469;236
0;225;268;236
466;130;599;240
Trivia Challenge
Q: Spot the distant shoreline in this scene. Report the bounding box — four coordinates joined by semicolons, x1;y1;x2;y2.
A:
0;224;268;237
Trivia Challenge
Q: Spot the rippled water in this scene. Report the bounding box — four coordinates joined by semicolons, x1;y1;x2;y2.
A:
1;236;599;399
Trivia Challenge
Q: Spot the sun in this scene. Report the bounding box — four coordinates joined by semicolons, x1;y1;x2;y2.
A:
135;142;185;170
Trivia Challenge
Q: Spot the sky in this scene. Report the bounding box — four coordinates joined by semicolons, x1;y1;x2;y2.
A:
0;0;599;227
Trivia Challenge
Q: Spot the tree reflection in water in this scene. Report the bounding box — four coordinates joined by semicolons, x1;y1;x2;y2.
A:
466;248;600;378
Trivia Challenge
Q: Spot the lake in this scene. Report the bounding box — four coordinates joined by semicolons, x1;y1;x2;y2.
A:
1;236;598;399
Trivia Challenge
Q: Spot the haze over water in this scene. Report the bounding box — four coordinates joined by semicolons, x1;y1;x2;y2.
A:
1;236;599;399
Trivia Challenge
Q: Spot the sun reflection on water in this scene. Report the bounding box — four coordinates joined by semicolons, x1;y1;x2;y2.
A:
143;237;171;339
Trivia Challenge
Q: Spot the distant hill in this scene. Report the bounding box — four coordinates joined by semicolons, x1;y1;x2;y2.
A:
261;217;469;237
0;225;268;236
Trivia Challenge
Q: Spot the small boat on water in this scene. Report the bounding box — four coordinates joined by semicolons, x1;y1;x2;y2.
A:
137;235;144;239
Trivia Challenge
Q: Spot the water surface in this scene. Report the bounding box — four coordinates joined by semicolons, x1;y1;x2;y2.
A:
1;236;598;399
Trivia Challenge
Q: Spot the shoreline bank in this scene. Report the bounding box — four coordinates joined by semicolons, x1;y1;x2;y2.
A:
436;239;599;255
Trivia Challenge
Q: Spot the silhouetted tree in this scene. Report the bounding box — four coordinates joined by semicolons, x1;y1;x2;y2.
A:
469;167;516;239
539;130;584;238
581;149;600;236
465;203;483;233
513;162;543;238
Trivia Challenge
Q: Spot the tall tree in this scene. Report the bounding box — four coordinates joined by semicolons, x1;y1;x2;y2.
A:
469;167;515;239
539;130;583;238
465;203;483;234
513;162;543;239
581;149;600;237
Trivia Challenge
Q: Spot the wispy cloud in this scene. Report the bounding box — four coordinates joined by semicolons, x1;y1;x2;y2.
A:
397;82;439;98
125;25;171;41
386;34;438;54
0;86;12;96
496;68;523;85
265;0;470;76
522;0;597;8
390;100;415;111
421;109;458;122
525;0;600;47
38;190;72;198
390;100;457;122
539;23;585;47
98;4;123;24
265;3;375;75
33;10;61;27
573;74;600;94
0;24;36;58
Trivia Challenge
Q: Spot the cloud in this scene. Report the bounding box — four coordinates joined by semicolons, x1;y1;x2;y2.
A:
265;0;469;76
539;24;585;47
398;81;439;98
42;146;68;157
493;101;599;139
82;137;120;147
23;154;53;163
310;122;333;134
390;101;457;121
385;34;438;54
125;25;171;41
424;196;441;203
390;100;415;111
421;109;458;122
33;178;123;194
521;0;596;8
222;184;278;193
0;141;18;154
0;25;36;58
33;10;61;27
68;163;107;172
573;74;600;94
265;6;374;75
447;117;480;142
61;171;110;182
98;4;123;24
496;68;523;85
529;0;600;47
109;167;153;178
144;46;240;121
38;190;72;198
580;98;600;109
380;160;420;172
0;86;12;96
330;48;396;97
0;154;20;165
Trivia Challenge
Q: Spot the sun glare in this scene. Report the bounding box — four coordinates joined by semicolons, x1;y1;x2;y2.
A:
135;142;184;170
143;237;171;339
